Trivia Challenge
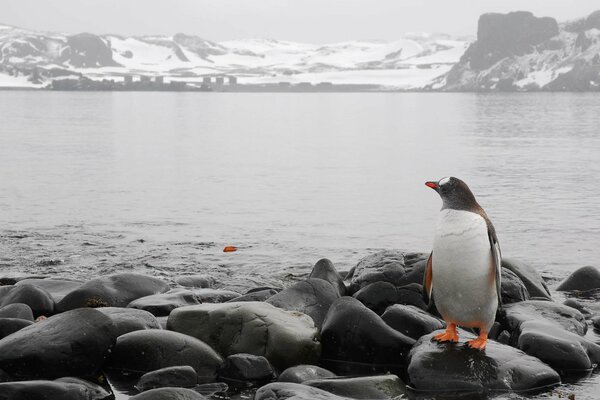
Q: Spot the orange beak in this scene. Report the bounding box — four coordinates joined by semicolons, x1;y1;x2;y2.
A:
425;181;439;190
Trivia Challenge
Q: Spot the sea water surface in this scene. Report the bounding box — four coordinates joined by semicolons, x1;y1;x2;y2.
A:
1;92;599;398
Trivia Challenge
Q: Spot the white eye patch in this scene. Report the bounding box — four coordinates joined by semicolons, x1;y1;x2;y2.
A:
439;177;451;186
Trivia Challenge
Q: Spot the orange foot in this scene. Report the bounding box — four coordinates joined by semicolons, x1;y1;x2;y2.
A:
432;323;459;343
466;333;488;350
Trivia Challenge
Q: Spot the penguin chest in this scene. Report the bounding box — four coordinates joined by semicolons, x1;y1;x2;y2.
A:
432;209;497;327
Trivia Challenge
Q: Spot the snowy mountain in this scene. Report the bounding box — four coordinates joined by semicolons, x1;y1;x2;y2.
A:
0;23;467;89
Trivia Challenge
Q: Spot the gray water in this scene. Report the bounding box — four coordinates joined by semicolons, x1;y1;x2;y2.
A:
1;91;599;398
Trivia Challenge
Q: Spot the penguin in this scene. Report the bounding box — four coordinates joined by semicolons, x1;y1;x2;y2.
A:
423;176;501;350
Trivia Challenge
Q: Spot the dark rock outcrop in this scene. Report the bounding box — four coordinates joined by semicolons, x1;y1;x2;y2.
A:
500;268;530;304
348;250;406;293
381;304;445;340
308;258;346;296
304;375;406;399
219;353;276;387
557;266;600;292
502;259;551;299
62;33;120;68
277;365;336;384
136;366;198;392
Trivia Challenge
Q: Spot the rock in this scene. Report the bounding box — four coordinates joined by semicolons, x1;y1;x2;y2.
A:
167;302;320;370
557;266;600;292
502;259;551;300
108;330;223;382
397;252;430;286
500;268;530;304
0;308;117;379
277;365;336;383
175;275;215;288
320;297;415;374
308;259;346;296
16;278;83;303
136;366;198;391
0;378;111;400
0;303;34;321
501;300;587;336
227;289;277;302
381;304;445;340
219;353;276;387
348;250;406;294
95;307;161;336
592;316;600;330
585;10;600;30
128;289;202;316
64;33;119;68
352;281;398;314
255;382;351;400
304;375;406;400
0;284;55;317
396;283;428;310
0;318;34;339
563;299;593;317
129;387;208;400
192;289;241;303
408;331;560;393
266;279;339;328
57;273;170;312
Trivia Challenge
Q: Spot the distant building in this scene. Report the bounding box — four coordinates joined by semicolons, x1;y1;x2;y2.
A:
215;76;224;85
124;75;133;85
202;76;211;85
228;76;237;85
155;76;164;85
139;75;151;83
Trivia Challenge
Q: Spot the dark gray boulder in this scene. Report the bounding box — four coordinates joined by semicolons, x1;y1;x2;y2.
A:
226;289;277;302
407;331;560;393
557;266;600;292
16;278;84;303
348;250;406;294
381;304;445;340
352;281;399;314
0;303;34;321
563;299;593;317
192;289;241;303
127;289;201;316
0;284;55;317
129;387;207;400
266;278;339;328
500;268;530;304
57;273;170;312
320;297;415;374
592;315;600;330
108;329;223;382
255;382;351;400
277;365;336;383
0;378;111;400
501;300;587;336
219;353;276;387
175;275;215;288
95;307;161;336
0;318;34;339
502;259;551;299
0;308;118;379
136;366;198;392
304;375;406;399
308;259;346;296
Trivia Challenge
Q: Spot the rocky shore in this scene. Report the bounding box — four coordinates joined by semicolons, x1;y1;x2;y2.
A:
0;250;599;399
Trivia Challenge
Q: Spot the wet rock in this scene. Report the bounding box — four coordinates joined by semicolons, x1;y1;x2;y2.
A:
348;250;406;294
0;284;55;317
500;268;530;304
308;258;346;296
16;278;84;303
320;297;415;374
266;278;339;328
353;281;398;314
563;299;593;317
396;283;428;310
277;365;336;383
0;308;117;379
128;289;201;316
255;382;350;400
304;375;406;399
0;378;111;400
397;252;430;286
175;275;215;288
592;316;600;330
408;331;560;393
96;307;161;336
557;266;600;292
0;303;34;321
501;300;587;336
136;366;198;391
381;304;445;340
502;259;551;300
227;289;277;302
108;329;223;382
57;273;170;312
192;289;241;303
167;302;320;370
129;387;208;400
219;353;276;387
0;318;34;339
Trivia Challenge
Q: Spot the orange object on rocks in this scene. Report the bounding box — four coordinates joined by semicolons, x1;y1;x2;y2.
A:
223;246;238;253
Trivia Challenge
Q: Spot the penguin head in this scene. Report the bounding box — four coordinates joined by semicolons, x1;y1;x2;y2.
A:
425;177;479;211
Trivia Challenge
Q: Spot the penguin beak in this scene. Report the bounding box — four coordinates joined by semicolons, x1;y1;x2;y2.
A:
425;181;439;190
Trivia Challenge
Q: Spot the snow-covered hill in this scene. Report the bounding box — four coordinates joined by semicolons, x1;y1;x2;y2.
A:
0;24;467;89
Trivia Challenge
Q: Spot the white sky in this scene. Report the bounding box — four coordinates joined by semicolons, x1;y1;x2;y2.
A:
3;0;600;42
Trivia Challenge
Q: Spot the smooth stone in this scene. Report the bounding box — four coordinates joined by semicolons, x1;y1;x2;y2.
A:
227;289;278;302
266;278;339;328
407;331;561;393
353;281;399;314
308;258;346;296
0;378;111;400
501;300;587;336
246;287;281;294
192;289;241;303
0;303;34;321
109;330;223;382
502;258;551;299
563;299;593;317
129;387;208;400
57;273;170;312
128;289;201;316
255;382;351;400
381;304;445;340
16;278;84;303
175;275;215;288
277;365;336;383
0;284;55;317
167;302;320;370
500;268;530;304
96;307;162;336
304;375;406;399
0;318;34;339
557;266;600;292
592;315;600;330
348;250;406;294
136;366;198;391
396;283;428;310
0;308;117;379
219;353;276;386
320;297;415;374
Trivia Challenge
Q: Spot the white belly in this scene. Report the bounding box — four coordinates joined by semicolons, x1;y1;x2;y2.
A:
432;209;497;331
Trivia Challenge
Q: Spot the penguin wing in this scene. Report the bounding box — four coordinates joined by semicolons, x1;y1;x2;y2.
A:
423;251;434;307
487;223;502;309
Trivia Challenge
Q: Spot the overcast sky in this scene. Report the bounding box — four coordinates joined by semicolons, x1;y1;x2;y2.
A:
3;0;600;42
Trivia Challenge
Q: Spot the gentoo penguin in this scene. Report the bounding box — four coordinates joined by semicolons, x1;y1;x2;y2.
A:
424;177;501;350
